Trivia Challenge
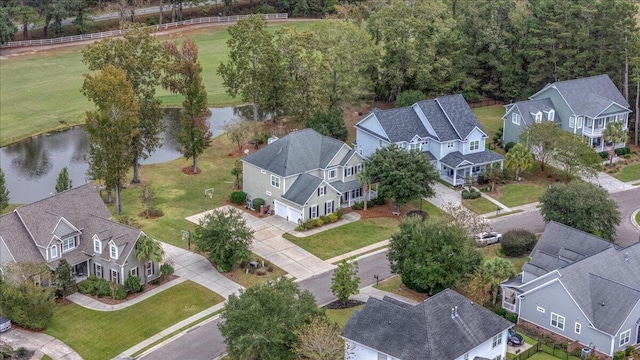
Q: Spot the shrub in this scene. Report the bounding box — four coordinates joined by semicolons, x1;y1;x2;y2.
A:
477;174;488;185
469;191;481;199
495;306;507;317
327;213;338;223
78;277;96;294
252;198;265;211
614;147;630;156
253;4;276;13
314;218;324;227
336;208;345;219
148;207;164;217
505;312;517;323
95;280;111;298
0;344;13;359
504;142;516;153
114;284;127;300
160;263;174;279
372;196;385;205
625;346;635;356
230;191;247;205
624;154;631;159
124;275;143;293
501;229;537;257
598;151;609;160
613;351;626;360
352;201;364;210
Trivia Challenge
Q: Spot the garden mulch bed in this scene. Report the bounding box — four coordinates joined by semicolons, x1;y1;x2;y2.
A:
76;275;178;306
354;199;416;220
323;299;365;310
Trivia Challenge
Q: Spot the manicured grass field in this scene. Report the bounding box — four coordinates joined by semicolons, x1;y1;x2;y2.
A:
408;199;452;222
463;197;497;214
0;21;316;146
373;275;429;303
493;183;545;208
45;281;223;360
282;218;399;260
478;245;529;272
615;163;640;182
472;105;504;142
326;305;365;329
226;255;288;287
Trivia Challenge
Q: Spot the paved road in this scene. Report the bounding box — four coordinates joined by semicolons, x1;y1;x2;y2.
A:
141;251;392;360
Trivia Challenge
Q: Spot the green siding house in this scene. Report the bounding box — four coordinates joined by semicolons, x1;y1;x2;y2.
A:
502;74;631;150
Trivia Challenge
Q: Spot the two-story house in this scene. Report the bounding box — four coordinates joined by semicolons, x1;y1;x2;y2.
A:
242;129;370;224
355;94;504;186
500;221;639;358
0;184;160;285
342;289;514;360
502;74;631;151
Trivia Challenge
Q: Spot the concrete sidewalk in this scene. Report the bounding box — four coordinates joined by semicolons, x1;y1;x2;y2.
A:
0;329;82;360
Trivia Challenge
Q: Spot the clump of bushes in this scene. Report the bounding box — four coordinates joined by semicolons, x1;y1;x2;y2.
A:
462;188;481;199
124;275;143;293
113;284;127;300
501;229;537;257
504;142;516;152
298;211;342;230
160;263;175;280
251;198;265;211
614;147;630;156
352;201;364;210
598;151;609;160
230;191;247;205
78;275;112;297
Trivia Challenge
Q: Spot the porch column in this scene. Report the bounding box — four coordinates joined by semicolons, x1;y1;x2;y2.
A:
452;168;457;185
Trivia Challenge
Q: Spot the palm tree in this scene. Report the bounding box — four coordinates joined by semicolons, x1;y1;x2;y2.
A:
505;143;533;180
603;121;629;167
355;166;371;211
135;235;165;285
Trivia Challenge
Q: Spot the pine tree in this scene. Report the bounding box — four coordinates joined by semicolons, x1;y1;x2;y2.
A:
0;168;9;213
55;167;72;193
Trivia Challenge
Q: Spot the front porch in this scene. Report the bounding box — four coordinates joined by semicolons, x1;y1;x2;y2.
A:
72;260;89;283
584;135;626;153
341;187;378;207
438;151;505;186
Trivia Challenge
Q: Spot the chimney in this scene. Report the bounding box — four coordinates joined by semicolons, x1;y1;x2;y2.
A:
451;308;455;319
454;306;458;317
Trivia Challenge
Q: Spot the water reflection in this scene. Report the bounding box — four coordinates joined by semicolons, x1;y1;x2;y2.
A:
0;106;252;204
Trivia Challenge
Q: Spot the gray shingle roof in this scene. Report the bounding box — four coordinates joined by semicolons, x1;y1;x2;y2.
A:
329;179;361;194
510;98;558;126
416;99;459;141
523;221;614;277
440;151;505;169
370;106;430;143
242;129;347;177
281;173;323;206
540;74;630;118
436;94;484;140
342;289;513;359
0;184;144;268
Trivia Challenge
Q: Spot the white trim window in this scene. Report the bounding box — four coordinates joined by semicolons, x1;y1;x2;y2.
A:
619;329;631;346
551;313;565;330
344;167;353;177
569;116;575;128
326;200;334;214
512;113;521;125
62;237;75;252
469;140;480;151
147;262;154;277
577;116;583;128
310;205;319;219
548;110;555;121
110;269;119;284
446;141;454;148
355;164;363;174
110;244;118;259
492;333;502;348
535;112;542;123
130;267;139;277
318;186;326;196
409;143;421;151
95;263;102;278
50;245;58;259
328;169;337;180
94;238;102;253
270;175;280;189
575;322;581;334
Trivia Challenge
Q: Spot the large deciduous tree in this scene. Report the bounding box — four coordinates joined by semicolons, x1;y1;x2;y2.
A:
305;109;348;142
520;122;561;173
540;182;620;241
294;316;345;360
505;143;533;180
82;65;139;214
365;145;439;213
0;6;17;44
330;260;360;304
219;277;323;360
82;23;166;184
163;37;212;174
603;121;629;167
553;132;602;183
193;208;254;272
388;217;482;294
218;15;280;122
0;168;9;213
135;235;164;285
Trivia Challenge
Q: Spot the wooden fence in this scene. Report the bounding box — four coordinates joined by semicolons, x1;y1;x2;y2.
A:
0;13;288;48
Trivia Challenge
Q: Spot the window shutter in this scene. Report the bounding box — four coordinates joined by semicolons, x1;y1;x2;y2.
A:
324;202;327;215
309;207;312;219
332;201;335;212
317;188;320;196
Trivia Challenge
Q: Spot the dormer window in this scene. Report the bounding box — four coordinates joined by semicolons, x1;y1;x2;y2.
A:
534;112;542;123
409;143;421;151
50;245;58;259
548;110;554;121
94;238;102;254
62;237;75;252
110;244;118;259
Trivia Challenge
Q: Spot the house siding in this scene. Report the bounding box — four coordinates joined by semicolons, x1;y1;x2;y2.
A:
463;128;486;155
519;281;612;355
531;87;574;133
612;300;640;354
346;340;400;360
503;107;525;144
356;128;385;157
242;162;284;207
303;185;341;219
453;330;508;360
343;154;365;182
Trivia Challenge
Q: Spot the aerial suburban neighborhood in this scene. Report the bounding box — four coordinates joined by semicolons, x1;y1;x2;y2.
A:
0;1;640;360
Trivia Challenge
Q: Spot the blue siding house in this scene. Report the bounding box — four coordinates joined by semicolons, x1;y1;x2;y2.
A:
501;222;640;358
502;75;631;151
355;94;504;186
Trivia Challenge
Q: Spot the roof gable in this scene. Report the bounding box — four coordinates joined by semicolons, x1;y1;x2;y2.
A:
355;112;389;141
281;173;324;206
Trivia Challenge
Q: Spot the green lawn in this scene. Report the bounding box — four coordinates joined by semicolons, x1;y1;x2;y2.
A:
463;197;497;214
615;163;640;182
636;211;640;226
45;281;223;360
478;244;529;272
493;183;546;208
326;305;364;329
472;105;504;141
0;21;317;146
373;275;428;303
282;218;399;260
408;199;452;222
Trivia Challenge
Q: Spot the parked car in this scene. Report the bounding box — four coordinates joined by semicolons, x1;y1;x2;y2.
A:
507;328;523;346
475;231;502;245
0;316;11;333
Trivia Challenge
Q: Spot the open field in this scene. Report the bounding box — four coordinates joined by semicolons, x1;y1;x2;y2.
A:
45;281;223;360
0;20;316;146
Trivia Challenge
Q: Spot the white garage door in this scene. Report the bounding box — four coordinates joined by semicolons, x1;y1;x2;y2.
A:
274;201;302;224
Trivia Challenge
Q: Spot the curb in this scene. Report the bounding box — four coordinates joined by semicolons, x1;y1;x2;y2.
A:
631;209;640;231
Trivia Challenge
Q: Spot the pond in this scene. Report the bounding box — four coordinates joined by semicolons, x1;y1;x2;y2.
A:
0;106;260;204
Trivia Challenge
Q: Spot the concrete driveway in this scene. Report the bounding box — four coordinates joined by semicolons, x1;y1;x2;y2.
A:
0;328;82;360
186;206;335;280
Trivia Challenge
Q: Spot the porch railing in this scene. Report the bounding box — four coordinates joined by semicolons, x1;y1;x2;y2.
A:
502;301;516;313
440;175;465;186
345;191;378;207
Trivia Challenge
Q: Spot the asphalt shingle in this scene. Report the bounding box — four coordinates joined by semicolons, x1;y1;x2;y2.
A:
281;173;323;206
